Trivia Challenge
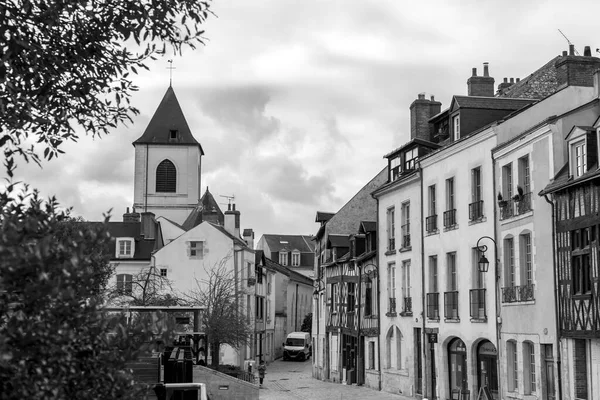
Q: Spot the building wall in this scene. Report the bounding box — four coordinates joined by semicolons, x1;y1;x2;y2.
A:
287;279;313;334
421;128;498;400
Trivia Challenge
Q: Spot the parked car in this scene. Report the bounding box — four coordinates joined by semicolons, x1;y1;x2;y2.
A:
282;332;311;361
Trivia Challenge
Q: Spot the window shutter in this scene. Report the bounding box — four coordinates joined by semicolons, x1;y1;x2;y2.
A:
587;131;597;173
156;159;176;192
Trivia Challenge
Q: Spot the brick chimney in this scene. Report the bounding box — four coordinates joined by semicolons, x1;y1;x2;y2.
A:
410;93;442;141
555;45;600;88
243;229;255;249
140;212;156;239
123;206;141;223
467;63;495;97
224;203;241;238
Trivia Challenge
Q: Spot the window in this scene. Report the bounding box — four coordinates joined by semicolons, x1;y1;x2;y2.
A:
156;159;176;192
292;251;300;266
429;256;438;293
255;264;263;284
368;341;375;369
447;252;457;291
332;283;339;313
401;202;410;248
388;263;396;313
523;342;536;394
507;340;518;392
519;156;531;194
453;115;460;140
347;282;356;312
160;268;167;277
428;185;436;216
574;339;588;399
279;251;288;266
247;294;251;322
574;141;587;177
116;274;133;295
395;328;403;370
169;129;178;139
504;237;515;287
402;260;411;313
255;296;264;320
502;163;513;200
404;148;418;171
446;178;455;210
387;207;395;250
571;228;592;295
472;247;485;289
117;239;133;258
520;233;533;286
471;167;482;202
188;241;204;259
390;155;401;181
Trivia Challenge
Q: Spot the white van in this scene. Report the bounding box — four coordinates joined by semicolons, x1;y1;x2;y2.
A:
283;332;311;361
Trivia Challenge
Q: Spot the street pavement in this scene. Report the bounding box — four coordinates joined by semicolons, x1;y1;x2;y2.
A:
259;358;415;400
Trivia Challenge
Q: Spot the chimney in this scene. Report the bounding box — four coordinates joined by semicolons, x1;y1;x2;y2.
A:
224;203;241;238
467;62;495;97
140;212;156;239
569;44;575;56
497;77;512;93
555;46;600;88
409;92;442;141
123;206;140;223
243;229;255;249
562;51;568;56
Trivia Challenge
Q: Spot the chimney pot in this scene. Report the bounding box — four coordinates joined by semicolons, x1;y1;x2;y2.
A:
228;203;231;211
233;203;236;211
430;95;435;101
562;50;568;56
516;78;520;82
503;77;508;83
483;62;489;77
569;44;575;56
510;78;514;83
418;93;425;100
584;46;592;57
472;67;477;77
126;207;130;213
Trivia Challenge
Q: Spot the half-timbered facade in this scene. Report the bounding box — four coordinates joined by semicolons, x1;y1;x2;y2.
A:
542;113;600;400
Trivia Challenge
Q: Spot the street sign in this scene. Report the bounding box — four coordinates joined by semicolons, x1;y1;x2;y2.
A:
428;333;438;343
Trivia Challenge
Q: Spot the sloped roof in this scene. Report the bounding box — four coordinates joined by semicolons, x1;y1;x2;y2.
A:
208;222;248;248
452;96;536;110
182;187;224;231
359;221;376;233
498;56;560;99
383;137;440;159
261;234;316;253
328;234;350;248
133;86;204;153
315;211;335;223
92;222;158;261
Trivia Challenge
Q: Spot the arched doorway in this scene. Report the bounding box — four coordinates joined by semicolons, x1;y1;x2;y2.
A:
477;340;498;399
448;338;468;399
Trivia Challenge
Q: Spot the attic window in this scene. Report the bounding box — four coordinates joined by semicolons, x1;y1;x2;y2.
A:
116;238;134;258
279;251;288;266
170;129;178;139
156;159;177;192
574;141;586;177
292;251;300;267
188;241;204;259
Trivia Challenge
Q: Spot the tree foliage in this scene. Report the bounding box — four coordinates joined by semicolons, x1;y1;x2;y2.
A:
300;312;312;334
0;188;172;399
187;255;253;367
0;0;214;172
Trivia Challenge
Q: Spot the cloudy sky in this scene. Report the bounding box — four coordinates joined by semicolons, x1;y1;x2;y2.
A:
11;0;600;241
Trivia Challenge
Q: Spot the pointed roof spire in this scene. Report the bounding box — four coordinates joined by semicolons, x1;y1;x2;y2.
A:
133;87;204;154
181;187;225;230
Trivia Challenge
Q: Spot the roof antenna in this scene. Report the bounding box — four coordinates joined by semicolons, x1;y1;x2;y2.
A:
167;60;176;86
558;29;580;55
219;194;235;207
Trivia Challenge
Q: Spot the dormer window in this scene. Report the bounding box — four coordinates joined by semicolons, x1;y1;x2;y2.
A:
453;115;460;141
292;250;300;267
404;148;418;171
390;155;401;181
574;141;586;177
116;238;134;258
279;251;288;266
170;129;178;139
566;126;598;179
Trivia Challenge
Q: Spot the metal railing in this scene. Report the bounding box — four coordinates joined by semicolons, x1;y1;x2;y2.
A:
469;200;484;221
444;291;459;320
426;215;437;232
388;238;395;251
443;209;457;228
402;234;411;248
469;288;486;320
388;297;397;314
403;296;412;314
502;284;535;303
427;292;440;320
499;192;532;220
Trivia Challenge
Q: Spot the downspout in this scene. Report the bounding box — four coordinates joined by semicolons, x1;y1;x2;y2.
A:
543;193;562;400
145;144;149;212
491;143;502;400
295;283;299;331
375;196;382;391
356;261;362;386
419;162;427;398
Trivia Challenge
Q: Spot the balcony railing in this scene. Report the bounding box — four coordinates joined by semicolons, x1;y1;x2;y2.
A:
402;296;412;314
499;192;532;220
502;284;535;303
402;234;411;248
443;209;457;228
444;291;459;320
388;238;396;251
387;297;397;315
469;288;486;321
426;215;437;233
469;200;484;221
427;293;440;320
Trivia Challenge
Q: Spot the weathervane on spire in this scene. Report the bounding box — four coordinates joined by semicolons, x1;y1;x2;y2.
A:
167;59;176;86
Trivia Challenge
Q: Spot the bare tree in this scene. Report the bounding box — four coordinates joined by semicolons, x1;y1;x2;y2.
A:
187;255;253;367
108;265;181;307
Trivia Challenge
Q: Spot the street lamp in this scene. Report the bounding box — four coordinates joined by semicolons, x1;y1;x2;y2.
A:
476;235;501;398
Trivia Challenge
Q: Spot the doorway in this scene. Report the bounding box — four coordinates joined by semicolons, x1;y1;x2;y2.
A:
477;340;498;399
448;338;468;399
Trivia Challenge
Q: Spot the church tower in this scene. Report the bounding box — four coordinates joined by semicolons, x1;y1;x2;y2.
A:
132;86;204;225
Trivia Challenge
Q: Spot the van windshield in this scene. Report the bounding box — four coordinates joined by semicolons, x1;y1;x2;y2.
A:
286;338;305;347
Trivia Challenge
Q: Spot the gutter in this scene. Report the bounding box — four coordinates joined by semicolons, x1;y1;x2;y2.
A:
418;161;427;398
374;195;382;391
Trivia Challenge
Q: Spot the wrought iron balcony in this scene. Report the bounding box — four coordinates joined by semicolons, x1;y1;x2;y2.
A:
427;293;440;320
402;234;411;249
499;192;532;221
388;238;395;251
401;296;412;315
502;284;535;303
444;291;459;320
469;200;484;221
387;297;397;316
443;209;457;228
426;215;437;233
469;288;486;321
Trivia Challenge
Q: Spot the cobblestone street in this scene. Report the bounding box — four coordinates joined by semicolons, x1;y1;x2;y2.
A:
258;358;414;400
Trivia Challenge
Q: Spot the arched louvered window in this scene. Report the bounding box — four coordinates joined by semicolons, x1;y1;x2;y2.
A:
156;159;176;192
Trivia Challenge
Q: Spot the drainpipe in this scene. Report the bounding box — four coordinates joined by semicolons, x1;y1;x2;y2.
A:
491;143;502;400
295;283;299;331
356;260;362;386
374;196;382;391
145;144;149;212
543;193;562;400
418;161;427;398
